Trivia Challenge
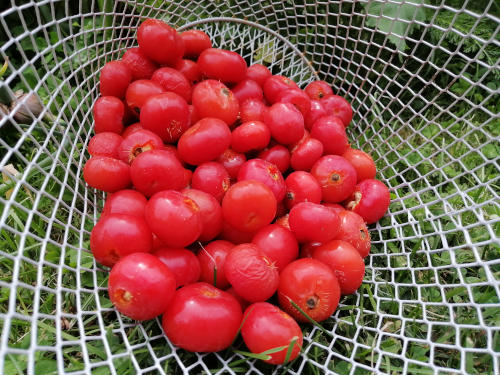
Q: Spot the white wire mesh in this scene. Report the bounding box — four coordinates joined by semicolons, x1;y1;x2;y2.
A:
0;0;498;374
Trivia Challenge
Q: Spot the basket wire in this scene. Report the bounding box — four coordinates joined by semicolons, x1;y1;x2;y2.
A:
0;0;499;374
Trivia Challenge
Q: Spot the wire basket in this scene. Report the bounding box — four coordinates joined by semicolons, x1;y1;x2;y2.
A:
0;0;499;374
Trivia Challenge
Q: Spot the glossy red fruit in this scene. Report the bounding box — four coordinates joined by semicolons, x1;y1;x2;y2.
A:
226;287;251;311
216;149;246;179
304;81;333;100
231;121;270;153
198;48;247;83
224;243;279;302
342;148;377;182
162;282;242;352
263;102;304;145
345;179;390;224
220;221;257;244
188;104;200;126
102;189;147;218
237;158;286;202
240;99;266;123
321;94;353;127
130;149;185;196
313;240;365;295
178;118;231;165
122;122;143;138
88;132;123;158
145;190;202;247
182;188;223;241
232;79;264;104
154;248;201;288
83;156;130;192
323;202;345;216
263;75;299;104
182;168;192;188
181;29;212;58
222;180;277;233
304;100;327;130
109;253;176;320
242;302;303;364
276;89;311;118
140;92;189;143
275;214;290;230
121;47;158;80
93;96;124;134
288;201;340;243
91;214;152;267
336;211;371;257
99;60;132;98
310;116;349;155
152;233;166;251
258;145;291;174
192;80;239;126
191;162;231;203
299;241;322;258
175;59;201;83
290;137;324;171
252;224;299;272
197;240;234;289
125;79;164;116
285;171;322;210
311;155;357;203
137;19;184;66
245;64;272;87
278;258;340;322
118;129;163;164
151;67;192;102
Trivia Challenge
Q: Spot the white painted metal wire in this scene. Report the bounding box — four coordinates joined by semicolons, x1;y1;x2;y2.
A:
0;0;499;374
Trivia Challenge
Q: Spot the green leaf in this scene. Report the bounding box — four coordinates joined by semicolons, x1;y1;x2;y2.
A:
34;359;58;375
363;0;427;51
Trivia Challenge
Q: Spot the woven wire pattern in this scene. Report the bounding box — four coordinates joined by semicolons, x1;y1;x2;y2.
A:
0;0;499;374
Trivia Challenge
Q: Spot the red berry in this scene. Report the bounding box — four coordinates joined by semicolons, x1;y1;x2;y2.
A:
263;102;304;145
181;29;212;59
154;248;201;288
121;47;158;80
224;243;279;302
289;202;340;243
310;116;349;155
321;94;353;127
99;60;132;98
311;155;357;203
130;149;186;197
345;179;390;224
118;129;164;164
145;190;202;248
88;132;123;158
222;180;277;233
140;92;190;143
93;96;124;134
198;48;247;83
137;19;184;66
109;253;176;320
91;213;152;267
83;156;130;192
312;240;365;295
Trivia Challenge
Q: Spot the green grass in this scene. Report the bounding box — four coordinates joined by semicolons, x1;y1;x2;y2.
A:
1;1;499;374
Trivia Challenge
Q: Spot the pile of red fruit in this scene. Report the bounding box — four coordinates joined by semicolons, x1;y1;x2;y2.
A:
83;18;390;364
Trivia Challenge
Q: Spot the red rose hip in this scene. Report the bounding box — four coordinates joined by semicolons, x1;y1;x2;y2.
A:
108;253;176;320
145;190;202;248
224;243;279;302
